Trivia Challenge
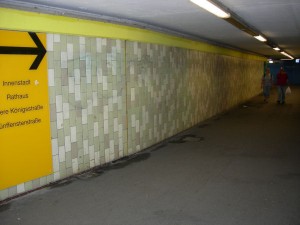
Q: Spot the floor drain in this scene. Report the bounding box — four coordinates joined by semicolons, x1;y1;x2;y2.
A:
199;123;210;128
170;134;204;143
182;136;204;142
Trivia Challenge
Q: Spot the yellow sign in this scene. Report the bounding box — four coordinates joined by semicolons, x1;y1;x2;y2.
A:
0;30;52;190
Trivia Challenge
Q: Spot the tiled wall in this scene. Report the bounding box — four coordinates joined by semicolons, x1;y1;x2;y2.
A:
126;43;262;153
0;34;263;201
47;35;128;180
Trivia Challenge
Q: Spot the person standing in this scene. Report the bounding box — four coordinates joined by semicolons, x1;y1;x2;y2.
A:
261;68;272;102
276;67;288;104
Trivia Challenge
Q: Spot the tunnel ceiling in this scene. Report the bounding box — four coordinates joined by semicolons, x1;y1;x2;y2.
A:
1;0;300;60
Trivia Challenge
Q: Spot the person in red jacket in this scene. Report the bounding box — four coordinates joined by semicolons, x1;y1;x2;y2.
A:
276;67;288;104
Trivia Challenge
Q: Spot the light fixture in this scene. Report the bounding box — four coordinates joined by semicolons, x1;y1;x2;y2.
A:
190;0;230;18
254;35;267;42
273;47;280;51
280;51;294;59
268;59;274;64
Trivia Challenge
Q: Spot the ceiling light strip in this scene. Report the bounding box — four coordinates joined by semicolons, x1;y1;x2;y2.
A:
190;0;230;18
280;51;294;59
190;0;294;59
254;35;267;42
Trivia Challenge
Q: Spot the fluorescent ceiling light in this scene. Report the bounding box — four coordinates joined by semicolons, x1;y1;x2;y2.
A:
280;51;294;59
273;47;280;51
254;35;267;42
190;0;230;18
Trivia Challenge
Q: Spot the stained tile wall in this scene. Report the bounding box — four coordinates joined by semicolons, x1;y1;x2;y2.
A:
126;43;263;152
0;35;263;201
46;35;127;181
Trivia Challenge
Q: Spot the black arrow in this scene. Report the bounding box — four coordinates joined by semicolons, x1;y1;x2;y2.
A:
0;32;47;70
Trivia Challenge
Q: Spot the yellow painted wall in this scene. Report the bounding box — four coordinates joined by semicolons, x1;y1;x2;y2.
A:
0;7;265;61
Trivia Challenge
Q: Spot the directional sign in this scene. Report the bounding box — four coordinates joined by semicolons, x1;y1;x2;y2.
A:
0;32;46;70
0;30;52;190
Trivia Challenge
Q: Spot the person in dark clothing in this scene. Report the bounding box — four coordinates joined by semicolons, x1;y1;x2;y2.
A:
276;67;288;104
261;68;272;102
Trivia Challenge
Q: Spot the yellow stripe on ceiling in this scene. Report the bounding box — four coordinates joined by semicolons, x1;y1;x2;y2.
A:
0;7;265;61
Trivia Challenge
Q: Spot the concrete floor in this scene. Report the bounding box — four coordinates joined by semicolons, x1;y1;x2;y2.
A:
1;87;300;225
